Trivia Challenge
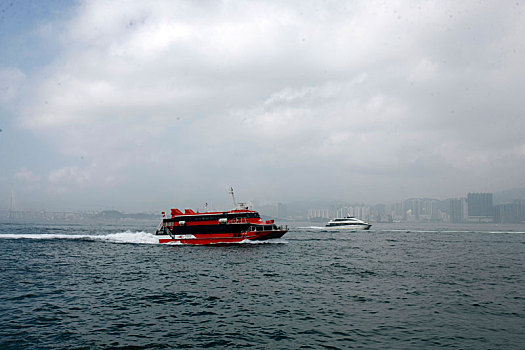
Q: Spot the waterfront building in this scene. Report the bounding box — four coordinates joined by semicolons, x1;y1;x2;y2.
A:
450;198;467;223
494;203;522;223
467;193;493;222
277;203;288;219
403;198;442;222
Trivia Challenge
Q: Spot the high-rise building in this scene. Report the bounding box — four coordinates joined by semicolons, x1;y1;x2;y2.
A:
403;198;442;222
467;193;493;222
494;203;521;223
450;198;466;223
516;199;525;223
277;203;288;219
307;208;331;220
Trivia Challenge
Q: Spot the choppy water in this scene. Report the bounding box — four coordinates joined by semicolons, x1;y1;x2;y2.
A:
0;221;524;349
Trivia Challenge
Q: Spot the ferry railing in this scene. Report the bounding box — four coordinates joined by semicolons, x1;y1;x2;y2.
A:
155;221;165;234
243;224;288;233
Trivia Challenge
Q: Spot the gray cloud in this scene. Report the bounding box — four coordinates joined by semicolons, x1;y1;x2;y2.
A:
3;0;524;210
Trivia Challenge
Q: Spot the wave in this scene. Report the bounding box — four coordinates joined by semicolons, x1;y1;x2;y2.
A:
293;227;525;235
386;229;525;234
0;231;158;244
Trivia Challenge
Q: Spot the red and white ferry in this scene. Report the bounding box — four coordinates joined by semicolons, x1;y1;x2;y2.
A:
155;189;288;245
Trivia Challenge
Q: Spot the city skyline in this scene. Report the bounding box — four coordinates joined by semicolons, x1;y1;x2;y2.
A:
3;188;525;225
3;186;525;211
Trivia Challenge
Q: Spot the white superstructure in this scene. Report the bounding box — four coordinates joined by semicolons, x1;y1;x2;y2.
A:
325;216;371;230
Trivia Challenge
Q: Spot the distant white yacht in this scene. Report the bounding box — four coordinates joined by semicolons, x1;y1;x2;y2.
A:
325;216;371;230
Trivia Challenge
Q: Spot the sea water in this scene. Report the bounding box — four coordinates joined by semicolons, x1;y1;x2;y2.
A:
0;221;524;349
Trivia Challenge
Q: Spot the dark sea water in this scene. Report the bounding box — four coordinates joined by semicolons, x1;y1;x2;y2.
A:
0;221;524;349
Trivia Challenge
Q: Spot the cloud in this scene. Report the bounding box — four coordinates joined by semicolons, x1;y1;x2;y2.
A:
48;165;93;190
0;68;25;103
408;59;439;83
11;0;525;207
14;168;40;183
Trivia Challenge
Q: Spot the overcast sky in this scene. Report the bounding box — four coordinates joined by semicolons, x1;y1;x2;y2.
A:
1;0;524;212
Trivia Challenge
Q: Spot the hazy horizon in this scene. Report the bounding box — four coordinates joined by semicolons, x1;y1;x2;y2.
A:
3;186;525;215
1;1;525;212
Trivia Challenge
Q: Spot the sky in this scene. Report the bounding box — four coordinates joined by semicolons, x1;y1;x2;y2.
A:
1;0;524;212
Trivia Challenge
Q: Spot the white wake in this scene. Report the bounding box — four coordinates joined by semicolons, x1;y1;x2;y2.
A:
0;231;159;244
0;232;290;245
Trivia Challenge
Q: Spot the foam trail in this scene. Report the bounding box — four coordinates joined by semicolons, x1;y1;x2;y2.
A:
94;231;159;244
0;232;290;245
0;231;159;244
239;238;288;244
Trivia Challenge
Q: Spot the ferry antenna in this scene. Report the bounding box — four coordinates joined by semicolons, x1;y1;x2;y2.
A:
229;187;237;208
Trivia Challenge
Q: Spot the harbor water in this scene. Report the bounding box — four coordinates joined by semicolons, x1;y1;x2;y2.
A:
0;222;524;349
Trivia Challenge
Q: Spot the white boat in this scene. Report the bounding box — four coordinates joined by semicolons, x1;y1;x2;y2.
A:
325;216;371;230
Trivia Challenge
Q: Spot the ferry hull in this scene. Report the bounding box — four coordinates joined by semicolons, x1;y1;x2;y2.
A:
157;229;287;245
326;224;371;230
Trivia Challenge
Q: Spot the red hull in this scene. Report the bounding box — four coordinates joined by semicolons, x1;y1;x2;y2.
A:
158;229;287;245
